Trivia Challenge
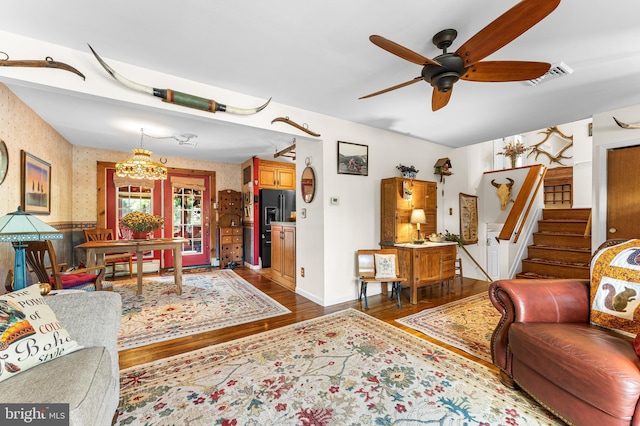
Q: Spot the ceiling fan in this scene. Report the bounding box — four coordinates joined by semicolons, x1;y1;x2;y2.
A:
360;0;561;111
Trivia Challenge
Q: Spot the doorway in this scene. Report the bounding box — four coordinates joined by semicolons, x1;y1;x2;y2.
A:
164;174;211;267
99;163;216;271
607;145;640;240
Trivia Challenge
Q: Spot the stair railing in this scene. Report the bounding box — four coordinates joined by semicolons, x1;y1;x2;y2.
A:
514;166;548;243
584;211;592;238
498;164;547;242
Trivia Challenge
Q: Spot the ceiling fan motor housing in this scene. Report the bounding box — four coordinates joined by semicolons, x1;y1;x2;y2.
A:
421;54;467;92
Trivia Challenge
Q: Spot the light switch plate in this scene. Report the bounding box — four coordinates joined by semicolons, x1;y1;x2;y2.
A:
330;196;339;205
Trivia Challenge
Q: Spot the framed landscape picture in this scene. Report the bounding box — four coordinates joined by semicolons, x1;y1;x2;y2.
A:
337;141;368;176
21;150;51;214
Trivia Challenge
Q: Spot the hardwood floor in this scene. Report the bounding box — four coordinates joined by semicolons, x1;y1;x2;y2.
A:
118;268;494;370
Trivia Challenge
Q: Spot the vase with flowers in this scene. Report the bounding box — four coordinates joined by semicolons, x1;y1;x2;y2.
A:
498;140;529;169
120;211;164;240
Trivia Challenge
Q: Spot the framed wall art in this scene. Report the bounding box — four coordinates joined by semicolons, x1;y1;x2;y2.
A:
337;141;368;176
21;150;51;214
459;193;478;245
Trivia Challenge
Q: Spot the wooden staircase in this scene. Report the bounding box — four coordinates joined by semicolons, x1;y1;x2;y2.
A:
517;208;591;279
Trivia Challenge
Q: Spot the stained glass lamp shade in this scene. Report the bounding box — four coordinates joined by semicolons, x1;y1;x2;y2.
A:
0;206;63;290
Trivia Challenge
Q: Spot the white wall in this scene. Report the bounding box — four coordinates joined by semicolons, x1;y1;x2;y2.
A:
301;117;451;306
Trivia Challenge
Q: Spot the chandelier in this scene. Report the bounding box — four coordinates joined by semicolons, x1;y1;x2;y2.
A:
116;129;168;181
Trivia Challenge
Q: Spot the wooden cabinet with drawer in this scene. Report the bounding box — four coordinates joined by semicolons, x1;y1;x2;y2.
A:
219;226;243;266
394;243;457;304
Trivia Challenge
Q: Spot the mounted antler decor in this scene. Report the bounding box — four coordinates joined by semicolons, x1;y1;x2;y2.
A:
527;126;573;165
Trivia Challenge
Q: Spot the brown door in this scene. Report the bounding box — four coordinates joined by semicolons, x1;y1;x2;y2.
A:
607;145;640;239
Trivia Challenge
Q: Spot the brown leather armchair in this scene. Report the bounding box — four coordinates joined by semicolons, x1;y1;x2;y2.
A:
489;278;640;425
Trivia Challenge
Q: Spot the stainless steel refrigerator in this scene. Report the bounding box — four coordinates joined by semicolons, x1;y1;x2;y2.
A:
259;189;295;268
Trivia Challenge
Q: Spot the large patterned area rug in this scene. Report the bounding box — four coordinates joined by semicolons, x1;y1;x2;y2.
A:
117;309;560;425
115;269;290;350
396;293;500;363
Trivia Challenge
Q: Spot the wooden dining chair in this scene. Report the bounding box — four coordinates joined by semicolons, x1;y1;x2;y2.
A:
83;228;133;279
24;240;110;291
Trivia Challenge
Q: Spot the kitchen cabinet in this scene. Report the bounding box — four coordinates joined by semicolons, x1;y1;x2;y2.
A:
394;243;457;304
380;177;437;244
271;222;296;290
258;159;296;190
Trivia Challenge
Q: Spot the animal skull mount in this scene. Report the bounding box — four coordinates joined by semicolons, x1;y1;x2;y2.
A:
491;178;515;210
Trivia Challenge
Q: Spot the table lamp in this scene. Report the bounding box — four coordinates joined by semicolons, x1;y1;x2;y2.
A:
410;209;427;244
0;206;63;291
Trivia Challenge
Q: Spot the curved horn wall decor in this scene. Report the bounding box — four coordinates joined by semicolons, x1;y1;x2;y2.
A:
88;44;270;115
613;117;640;129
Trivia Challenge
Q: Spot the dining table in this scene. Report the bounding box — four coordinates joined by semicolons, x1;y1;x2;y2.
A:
76;237;188;295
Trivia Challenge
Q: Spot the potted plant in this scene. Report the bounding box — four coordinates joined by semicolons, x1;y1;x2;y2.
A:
120;211;164;239
396;164;419;179
444;230;465;247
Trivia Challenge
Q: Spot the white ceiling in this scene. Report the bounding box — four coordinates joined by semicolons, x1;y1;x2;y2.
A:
2;0;640;163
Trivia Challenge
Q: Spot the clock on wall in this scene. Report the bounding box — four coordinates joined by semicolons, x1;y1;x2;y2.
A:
0;139;7;185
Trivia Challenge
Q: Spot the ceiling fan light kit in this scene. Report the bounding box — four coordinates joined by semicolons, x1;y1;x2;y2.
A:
360;0;561;111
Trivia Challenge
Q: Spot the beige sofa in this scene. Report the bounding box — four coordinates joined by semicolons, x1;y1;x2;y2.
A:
0;291;122;426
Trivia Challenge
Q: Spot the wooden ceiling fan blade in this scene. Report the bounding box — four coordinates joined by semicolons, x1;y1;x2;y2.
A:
455;0;560;66
461;61;550;82
432;87;452;111
370;35;441;66
359;77;423;99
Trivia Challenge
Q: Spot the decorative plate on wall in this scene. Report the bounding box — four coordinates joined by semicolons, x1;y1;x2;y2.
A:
0;139;7;185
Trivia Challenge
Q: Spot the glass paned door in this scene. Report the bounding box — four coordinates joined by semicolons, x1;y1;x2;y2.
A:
173;187;203;253
164;174;211;267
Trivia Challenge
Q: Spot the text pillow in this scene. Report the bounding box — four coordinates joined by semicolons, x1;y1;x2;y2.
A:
0;284;82;382
375;254;397;279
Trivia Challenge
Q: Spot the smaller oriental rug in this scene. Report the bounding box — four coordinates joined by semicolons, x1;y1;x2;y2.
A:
117;308;558;425
115;269;290;350
396;293;499;362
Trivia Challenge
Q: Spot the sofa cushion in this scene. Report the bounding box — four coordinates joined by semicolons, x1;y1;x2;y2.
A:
590;239;640;337
0;285;82;382
0;346;114;426
510;322;640;420
51;273;98;289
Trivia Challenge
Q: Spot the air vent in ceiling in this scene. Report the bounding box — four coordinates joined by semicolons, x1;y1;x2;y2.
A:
523;61;573;86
